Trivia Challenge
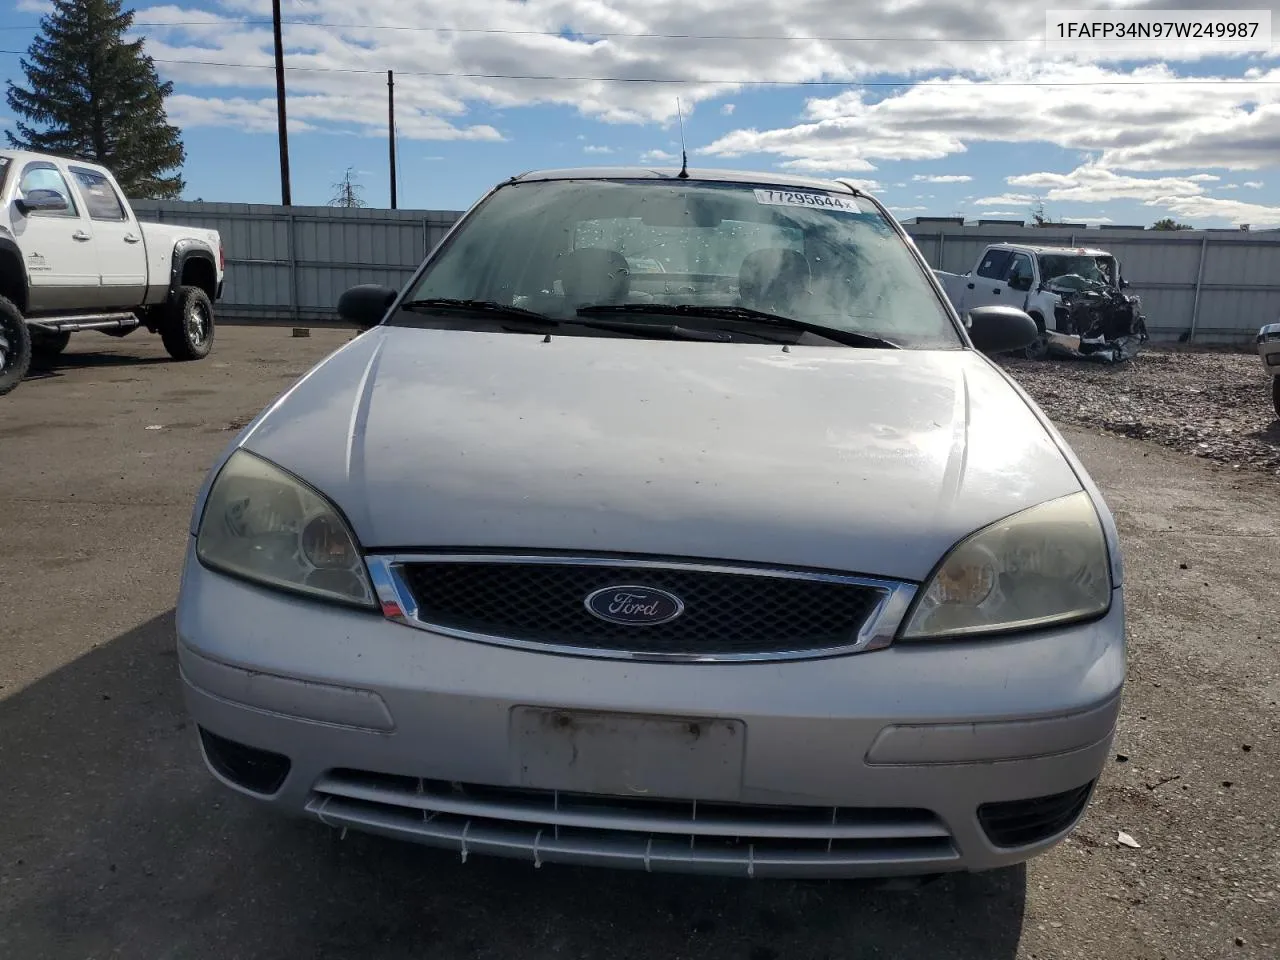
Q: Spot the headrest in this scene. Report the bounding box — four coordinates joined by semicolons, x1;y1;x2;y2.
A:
557;247;631;305
739;248;810;307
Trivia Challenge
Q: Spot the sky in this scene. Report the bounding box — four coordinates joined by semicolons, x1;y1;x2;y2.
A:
3;0;1280;226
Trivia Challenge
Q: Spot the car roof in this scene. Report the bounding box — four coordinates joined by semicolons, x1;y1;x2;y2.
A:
990;242;1112;257
0;149;108;171
508;166;871;197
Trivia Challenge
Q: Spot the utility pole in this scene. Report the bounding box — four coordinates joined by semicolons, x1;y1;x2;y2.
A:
271;0;292;205
388;70;398;209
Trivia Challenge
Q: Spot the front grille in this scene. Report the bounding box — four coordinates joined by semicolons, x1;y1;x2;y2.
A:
395;560;886;656
977;782;1095;848
308;770;958;878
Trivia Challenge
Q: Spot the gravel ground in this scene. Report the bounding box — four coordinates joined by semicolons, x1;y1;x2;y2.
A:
1;328;1277;960
998;347;1280;477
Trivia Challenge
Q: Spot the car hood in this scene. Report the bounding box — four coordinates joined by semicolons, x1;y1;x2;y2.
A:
239;325;1082;582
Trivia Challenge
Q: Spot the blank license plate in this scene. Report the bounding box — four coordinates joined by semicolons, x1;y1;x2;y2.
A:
511;708;745;801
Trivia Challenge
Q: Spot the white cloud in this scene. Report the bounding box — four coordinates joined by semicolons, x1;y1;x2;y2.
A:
18;0;1267;188
832;177;883;192
1005;165;1212;203
583;144;614;153
772;155;877;173
978;210;1026;217
1244;180;1265;188
15;0;52;11
993;162;1280;226
165;93;501;140
762;169;883;190
993;161;1280;224
973;193;1034;206
912;174;972;183
1148;194;1280;227
639;148;676;162
702;62;1280;174
889;205;928;213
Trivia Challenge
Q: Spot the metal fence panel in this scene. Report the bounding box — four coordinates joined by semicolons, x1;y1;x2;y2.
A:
129;200;1280;341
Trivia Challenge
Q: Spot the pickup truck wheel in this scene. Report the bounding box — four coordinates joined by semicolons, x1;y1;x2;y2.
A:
30;328;71;364
1023;313;1049;360
160;285;215;361
1023;334;1049;360
0;296;33;396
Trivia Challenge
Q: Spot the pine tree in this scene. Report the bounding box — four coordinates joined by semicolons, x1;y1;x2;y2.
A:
5;0;186;199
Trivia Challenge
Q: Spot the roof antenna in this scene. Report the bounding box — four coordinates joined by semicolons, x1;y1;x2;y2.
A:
676;98;689;179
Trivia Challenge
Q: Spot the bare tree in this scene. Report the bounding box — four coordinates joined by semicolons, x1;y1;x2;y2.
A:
329;167;367;208
1029;195;1050;227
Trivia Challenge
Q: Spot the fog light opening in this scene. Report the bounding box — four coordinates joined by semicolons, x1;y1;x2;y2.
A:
199;727;292;795
977;781;1096;849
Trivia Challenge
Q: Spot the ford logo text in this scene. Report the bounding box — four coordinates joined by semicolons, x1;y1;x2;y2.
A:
583;585;685;626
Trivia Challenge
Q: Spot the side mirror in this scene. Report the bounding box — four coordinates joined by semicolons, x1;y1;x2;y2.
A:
337;284;397;329
967;305;1039;354
1008;275;1032;292
16;188;69;215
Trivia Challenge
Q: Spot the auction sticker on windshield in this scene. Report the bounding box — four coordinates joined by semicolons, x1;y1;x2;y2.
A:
754;189;870;214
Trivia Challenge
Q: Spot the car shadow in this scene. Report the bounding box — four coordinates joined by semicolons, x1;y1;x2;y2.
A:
1246;420;1280;441
27;350;173;377
0;612;1027;959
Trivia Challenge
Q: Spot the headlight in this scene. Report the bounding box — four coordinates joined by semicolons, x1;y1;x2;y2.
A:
196;449;375;608
900;491;1112;640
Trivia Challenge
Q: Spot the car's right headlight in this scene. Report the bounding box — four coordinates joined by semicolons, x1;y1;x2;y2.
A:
195;449;376;609
900;491;1113;640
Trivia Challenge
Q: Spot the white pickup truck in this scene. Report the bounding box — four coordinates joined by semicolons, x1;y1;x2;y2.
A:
0;149;224;396
1259;322;1280;418
934;242;1146;359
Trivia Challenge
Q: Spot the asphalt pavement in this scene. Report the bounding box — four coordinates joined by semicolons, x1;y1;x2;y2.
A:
1;326;1276;960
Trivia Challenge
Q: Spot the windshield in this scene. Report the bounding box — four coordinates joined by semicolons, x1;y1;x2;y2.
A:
0;155;10;195
399;178;962;349
1039;254;1118;287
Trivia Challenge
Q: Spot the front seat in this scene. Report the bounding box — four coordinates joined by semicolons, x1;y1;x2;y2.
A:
557;247;632;306
739;248;811;312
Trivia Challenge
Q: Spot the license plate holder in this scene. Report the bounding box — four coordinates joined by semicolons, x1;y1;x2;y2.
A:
510;708;745;801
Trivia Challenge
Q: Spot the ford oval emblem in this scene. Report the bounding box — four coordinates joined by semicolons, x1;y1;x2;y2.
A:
584;585;685;626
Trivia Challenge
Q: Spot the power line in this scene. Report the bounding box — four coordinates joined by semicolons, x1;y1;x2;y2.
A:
0;19;1270;45
0;49;1276;86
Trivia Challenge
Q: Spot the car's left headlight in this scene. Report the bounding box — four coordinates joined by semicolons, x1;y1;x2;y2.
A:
900;491;1112;640
195;449;376;609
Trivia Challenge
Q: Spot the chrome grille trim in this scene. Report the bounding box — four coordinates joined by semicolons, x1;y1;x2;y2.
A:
365;552;918;662
313;772;951;840
307;771;958;878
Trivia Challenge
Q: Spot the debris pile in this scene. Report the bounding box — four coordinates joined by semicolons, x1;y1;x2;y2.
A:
999;347;1280;476
1032;275;1149;364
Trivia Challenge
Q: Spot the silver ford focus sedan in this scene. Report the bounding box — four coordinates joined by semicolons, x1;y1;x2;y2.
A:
176;167;1125;880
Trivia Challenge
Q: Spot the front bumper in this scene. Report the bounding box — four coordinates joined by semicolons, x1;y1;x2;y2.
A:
1259;323;1280;376
176;546;1126;879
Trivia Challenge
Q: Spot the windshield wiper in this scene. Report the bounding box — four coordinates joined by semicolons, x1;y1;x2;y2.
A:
576;303;900;349
556;318;734;342
398;298;557;325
